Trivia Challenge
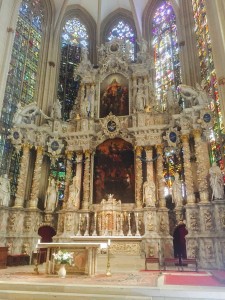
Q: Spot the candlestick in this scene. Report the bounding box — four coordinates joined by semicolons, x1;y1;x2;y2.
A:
106;242;111;276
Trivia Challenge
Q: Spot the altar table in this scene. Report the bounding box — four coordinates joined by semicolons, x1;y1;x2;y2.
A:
37;242;104;276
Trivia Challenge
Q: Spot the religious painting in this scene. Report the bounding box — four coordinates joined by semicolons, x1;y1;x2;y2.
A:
100;74;129;118
93;138;135;204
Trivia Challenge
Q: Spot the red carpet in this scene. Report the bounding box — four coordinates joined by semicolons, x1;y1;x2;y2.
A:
164;273;224;286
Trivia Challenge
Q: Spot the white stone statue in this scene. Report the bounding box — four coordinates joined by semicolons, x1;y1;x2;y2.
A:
45;178;58;212
172;173;183;207
67;176;80;209
13;102;50;125
209;162;224;200
51;99;62;119
138;38;148;54
136;88;146;111
178;83;210;108
143;180;156;207
0;174;10;206
81;47;89;63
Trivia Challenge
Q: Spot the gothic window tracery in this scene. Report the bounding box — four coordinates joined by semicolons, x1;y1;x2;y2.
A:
106;19;136;60
57;17;88;121
152;0;181;107
0;0;47;191
152;1;182;189
192;0;224;170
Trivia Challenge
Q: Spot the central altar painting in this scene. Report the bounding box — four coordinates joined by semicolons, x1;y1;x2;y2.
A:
93;138;135;204
100;74;129;118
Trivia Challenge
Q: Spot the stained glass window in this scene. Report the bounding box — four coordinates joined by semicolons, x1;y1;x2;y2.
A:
192;0;224;170
57;18;88;121
152;0;181;108
152;1;182;189
49;158;66;206
106;20;136;60
0;0;45;188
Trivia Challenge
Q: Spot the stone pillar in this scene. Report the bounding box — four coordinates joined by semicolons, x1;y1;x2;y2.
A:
145;146;153;180
29;146;44;209
135;146;143;208
63;150;73;208
205;0;225;122
143;76;148;104
156;144;166;208
14;144;31;208
193;129;210;203
179;0;201;85
82;150;91;210
181;134;195;204
132;76;137;113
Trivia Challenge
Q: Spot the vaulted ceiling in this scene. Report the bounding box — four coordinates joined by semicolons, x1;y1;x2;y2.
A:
52;0;152;37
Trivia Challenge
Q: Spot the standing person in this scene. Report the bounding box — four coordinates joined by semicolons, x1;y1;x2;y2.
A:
173;220;188;265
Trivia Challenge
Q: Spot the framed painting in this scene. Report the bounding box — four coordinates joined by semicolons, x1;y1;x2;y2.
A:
99;74;129;118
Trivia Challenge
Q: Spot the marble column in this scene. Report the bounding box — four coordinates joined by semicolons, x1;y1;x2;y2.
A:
193;129;210;203
29;146;44;209
156;144;166;208
145;146;153;180
181;134;195;204
14;144;31;208
76;151;83;210
63;150;73;208
135;146;143;208
82;150;91;210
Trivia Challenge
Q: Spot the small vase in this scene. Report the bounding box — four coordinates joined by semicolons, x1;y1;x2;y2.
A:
58;264;67;278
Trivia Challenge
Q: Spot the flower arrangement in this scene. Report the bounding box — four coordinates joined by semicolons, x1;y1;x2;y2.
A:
52;250;73;265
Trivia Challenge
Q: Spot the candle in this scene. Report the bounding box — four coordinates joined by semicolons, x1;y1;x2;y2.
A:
108;239;111;246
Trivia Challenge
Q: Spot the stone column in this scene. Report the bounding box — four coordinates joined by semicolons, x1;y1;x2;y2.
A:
63;151;73;208
145;146;153;180
144;76;149;104
179;0;201;85
205;0;225;122
193;129;210;202
132;76;137;112
14;144;31;208
135;146;143;208
82;150;91;210
181;134;195;204
156;144;166;208
29;146;44;209
76;151;83;207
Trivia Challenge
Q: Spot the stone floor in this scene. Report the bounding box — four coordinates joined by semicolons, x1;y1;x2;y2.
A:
0;265;225;300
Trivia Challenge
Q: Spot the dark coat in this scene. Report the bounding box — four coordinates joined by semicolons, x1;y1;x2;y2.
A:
173;223;188;259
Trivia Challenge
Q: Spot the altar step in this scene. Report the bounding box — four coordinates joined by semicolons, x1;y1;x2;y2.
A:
0;281;224;300
0;281;151;300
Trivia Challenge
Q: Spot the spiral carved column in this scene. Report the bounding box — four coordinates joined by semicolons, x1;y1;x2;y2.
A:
135;146;143;208
29;146;43;209
193;129;210;203
14;144;31;208
181;134;195;204
63;150;73;208
82;150;91;210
